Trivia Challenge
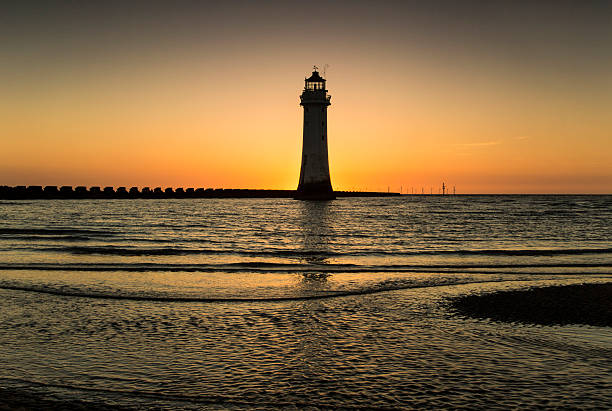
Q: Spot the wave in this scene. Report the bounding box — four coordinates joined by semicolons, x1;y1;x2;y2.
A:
0;277;519;303
0;235;93;242
1;236;175;244
0;228;115;237
1;261;610;273
36;246;267;256
0;375;386;409
431;248;612;256
20;245;612;257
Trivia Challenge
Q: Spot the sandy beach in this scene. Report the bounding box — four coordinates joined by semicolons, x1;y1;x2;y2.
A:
450;283;612;327
1;197;610;408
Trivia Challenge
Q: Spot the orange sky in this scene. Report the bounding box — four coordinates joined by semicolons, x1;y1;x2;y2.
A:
1;1;611;193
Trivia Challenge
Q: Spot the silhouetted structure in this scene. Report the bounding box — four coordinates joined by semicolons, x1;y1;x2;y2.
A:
44;186;58;195
0;71;410;201
295;68;335;200
116;187;128;197
0;185;400;200
60;186;73;196
27;186;43;196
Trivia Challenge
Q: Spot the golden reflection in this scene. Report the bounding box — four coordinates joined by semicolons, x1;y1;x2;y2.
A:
293;202;337;376
297;201;333;287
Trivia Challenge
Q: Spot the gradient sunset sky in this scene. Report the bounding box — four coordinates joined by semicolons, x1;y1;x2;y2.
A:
2;1;611;193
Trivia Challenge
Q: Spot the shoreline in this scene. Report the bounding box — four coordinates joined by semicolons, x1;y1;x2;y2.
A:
449;283;612;327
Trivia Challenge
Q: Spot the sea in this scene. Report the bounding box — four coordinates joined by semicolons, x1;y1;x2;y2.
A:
0;195;611;409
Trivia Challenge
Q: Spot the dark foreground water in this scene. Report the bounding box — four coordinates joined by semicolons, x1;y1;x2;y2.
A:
0;196;611;409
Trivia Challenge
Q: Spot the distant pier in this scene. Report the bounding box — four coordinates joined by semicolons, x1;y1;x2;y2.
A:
0;186;400;200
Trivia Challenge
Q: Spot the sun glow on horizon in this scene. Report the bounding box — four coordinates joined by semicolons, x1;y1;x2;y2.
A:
1;2;611;193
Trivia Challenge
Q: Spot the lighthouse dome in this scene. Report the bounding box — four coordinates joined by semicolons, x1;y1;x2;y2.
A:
306;71;325;82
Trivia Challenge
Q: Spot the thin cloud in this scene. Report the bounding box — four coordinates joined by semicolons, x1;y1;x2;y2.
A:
454;140;502;147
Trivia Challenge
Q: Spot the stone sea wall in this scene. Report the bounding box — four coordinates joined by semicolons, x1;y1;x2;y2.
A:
0;186;400;199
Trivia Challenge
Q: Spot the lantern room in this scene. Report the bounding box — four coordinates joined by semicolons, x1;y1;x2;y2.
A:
305;70;326;91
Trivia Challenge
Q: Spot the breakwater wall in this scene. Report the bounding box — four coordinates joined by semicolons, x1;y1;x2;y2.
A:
0;186;400;200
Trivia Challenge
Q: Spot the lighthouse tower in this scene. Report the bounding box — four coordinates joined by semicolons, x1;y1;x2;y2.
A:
296;68;335;200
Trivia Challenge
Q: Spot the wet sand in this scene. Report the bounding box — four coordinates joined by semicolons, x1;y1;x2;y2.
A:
450;282;612;327
0;388;117;411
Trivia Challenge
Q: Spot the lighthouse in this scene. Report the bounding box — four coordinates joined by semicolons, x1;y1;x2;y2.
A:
295;68;335;200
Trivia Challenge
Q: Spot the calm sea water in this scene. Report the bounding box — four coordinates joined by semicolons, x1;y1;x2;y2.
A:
0;196;611;408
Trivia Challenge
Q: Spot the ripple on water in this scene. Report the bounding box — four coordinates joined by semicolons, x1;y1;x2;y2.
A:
1;197;611;408
0;278;611;409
